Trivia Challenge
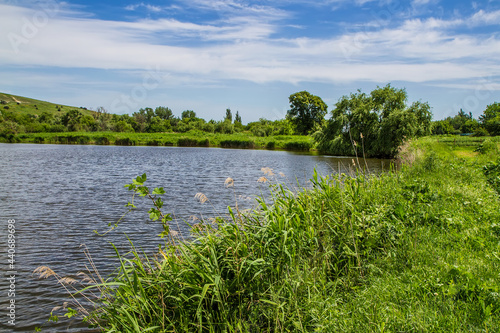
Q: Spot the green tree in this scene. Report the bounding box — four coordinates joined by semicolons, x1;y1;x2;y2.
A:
235;111;242;124
146;116;171;133
79;115;97;132
432;120;454;135
181;110;197;121
316;85;432;158
113;120;135;133
225;108;233;123
61;109;83;131
155;106;173;120
480;102;500;135
287;91;328;135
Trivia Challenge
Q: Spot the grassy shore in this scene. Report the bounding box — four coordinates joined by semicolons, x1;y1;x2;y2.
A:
38;136;500;332
8;130;315;151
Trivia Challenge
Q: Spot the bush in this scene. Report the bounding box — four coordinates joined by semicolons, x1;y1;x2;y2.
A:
115;137;136;146
266;141;275;150
177;138;199;147
48;124;66;133
94;136;110;145
146;140;161;146
198;138;210;147
284;141;312;151
483;159;500;195
220;139;255;149
473;127;489;137
475;139;498;154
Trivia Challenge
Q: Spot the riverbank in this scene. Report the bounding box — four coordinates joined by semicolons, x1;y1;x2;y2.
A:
3;130;315;151
38;136;500;332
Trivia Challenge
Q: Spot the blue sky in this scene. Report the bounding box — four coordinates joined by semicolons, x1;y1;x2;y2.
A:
0;0;499;122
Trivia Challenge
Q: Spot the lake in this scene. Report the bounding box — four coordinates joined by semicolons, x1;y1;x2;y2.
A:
0;144;388;332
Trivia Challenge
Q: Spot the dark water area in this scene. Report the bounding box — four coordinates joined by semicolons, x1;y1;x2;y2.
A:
0;144;389;332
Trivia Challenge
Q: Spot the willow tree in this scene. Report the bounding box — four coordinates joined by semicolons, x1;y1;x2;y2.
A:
316;85;432;158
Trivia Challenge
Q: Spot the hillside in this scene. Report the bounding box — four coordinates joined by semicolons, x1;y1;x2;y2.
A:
0;92;95;117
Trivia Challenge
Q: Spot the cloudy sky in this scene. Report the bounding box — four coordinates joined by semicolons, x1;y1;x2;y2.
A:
0;0;499;122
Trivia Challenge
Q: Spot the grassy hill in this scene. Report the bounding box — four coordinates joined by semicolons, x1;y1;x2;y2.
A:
0;92;95;117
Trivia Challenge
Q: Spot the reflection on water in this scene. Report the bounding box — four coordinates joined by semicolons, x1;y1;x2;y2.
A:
0;144;389;332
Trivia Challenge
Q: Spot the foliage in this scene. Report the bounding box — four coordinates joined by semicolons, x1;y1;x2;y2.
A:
287;91;328;135
480;102;500;136
220;139;255;149
59;137;500;332
234;111;242;124
483;159;500;195
246;118;293;137
11;131;315;151
475;138;499;155
225;108;232;123
316;84;432;158
432;119;455;135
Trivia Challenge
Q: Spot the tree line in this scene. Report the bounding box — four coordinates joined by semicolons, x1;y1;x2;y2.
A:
0;105;293;137
287;85;498;157
1;85;498;157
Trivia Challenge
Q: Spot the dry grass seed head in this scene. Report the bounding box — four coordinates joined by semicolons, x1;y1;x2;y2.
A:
258;176;268;183
195;192;208;204
77;272;95;284
51;302;69;313
192;223;204;232
34;266;56;279
261;167;274;176
60;277;78;285
224;177;234;187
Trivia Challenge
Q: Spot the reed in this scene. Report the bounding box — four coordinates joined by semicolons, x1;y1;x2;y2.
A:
35;137;500;332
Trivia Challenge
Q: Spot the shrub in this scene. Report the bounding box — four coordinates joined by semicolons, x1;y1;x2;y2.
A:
94;136;110;145
266;141;276;150
115;137;136;146
473;127;490;137
146;140;161;146
284;141;312;151
475;139;498;154
177;138;198;146
220;139;255;149
483;159;500;195
198;138;210;147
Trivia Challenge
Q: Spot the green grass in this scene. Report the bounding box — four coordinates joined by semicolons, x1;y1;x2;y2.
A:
37;137;500;332
14;130;315;151
0;92;94;117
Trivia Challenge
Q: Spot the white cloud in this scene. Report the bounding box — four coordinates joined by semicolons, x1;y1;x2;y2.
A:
0;4;499;90
469;9;500;26
125;3;163;12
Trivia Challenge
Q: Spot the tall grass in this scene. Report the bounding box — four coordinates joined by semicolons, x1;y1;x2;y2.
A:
12;131;315;151
36;137;500;332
